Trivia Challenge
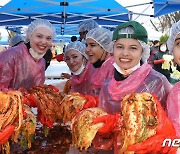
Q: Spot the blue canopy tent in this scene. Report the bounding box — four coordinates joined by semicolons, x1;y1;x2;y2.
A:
0;0;130;36
153;0;180;17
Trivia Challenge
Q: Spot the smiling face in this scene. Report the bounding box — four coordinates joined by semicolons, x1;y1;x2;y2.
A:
85;38;105;64
29;27;53;55
65;49;85;72
173;33;180;66
113;38;143;70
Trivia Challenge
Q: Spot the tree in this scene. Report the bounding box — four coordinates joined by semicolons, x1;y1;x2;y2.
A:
159;34;169;43
150;11;180;33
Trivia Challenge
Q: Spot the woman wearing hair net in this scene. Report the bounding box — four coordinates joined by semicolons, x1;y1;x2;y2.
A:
98;21;171;113
78;19;99;42
0;19;56;90
91;21;174;153
167;20;180;137
64;41;91;94
9;34;25;47
85;27;114;96
166;21;180;85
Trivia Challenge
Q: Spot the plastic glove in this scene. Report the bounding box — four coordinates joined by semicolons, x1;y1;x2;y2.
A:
53;53;64;62
83;95;98;109
0;125;15;145
38;110;53;128
93;113;122;134
127;94;177;153
128;135;177;153
76;95;98;113
154;59;165;65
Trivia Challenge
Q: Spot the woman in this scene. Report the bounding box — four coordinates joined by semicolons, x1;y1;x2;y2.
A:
0;19;56;90
153;42;171;81
98;21;172;113
64;41;91;94
91;21;173;154
167;20;180;136
78;19;99;42
85;27;114;96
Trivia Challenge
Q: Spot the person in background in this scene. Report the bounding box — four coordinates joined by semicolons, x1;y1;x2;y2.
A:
71;36;77;42
153;42;171;80
9;34;25;47
63;41;92;94
0;19;56;90
151;40;160;52
78;19;99;42
148;40;153;47
53;45;65;63
147;40;159;66
51;44;57;57
85;27;114;96
167;20;180;136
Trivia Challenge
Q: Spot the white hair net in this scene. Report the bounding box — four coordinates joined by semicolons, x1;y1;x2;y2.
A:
64;41;87;59
9;34;25;47
26;19;56;41
138;40;150;63
117;26;150;63
86;27;113;53
78;19;99;33
167;20;180;53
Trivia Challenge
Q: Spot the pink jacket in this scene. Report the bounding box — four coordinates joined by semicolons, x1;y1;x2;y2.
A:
87;56;114;96
99;64;172;113
0;43;45;90
70;63;91;95
167;82;180;136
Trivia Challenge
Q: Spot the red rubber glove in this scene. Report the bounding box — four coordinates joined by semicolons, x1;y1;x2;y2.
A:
76;95;98;113
127;94;177;153
93;113;122;134
83;95;98;109
154;59;165;65
38;110;53;128
0;125;15;145
128;135;177;154
53;53;64;62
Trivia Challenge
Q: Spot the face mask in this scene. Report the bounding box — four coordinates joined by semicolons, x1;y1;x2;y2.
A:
113;62;140;76
29;48;46;61
71;63;85;75
160;45;167;52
